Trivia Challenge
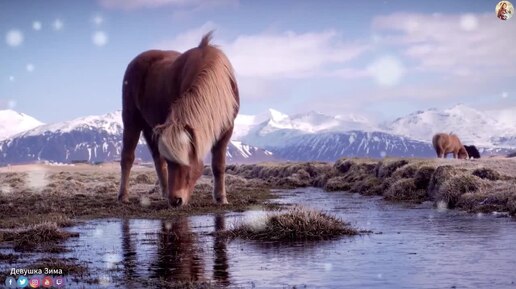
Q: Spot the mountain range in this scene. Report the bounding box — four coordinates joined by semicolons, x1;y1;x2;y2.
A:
0;104;514;165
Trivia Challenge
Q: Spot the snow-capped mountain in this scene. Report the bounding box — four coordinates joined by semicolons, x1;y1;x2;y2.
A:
0;111;275;165
385;104;516;148
272;131;435;161
1;104;514;165
236;109;377;147
233;105;516;159
0;109;44;140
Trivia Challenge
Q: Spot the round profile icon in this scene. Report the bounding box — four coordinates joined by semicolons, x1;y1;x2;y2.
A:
496;1;514;20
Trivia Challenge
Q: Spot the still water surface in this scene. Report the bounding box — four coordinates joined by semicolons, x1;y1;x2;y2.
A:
59;188;516;288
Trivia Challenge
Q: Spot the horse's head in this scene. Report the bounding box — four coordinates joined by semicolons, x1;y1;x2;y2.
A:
458;146;469;159
154;123;203;207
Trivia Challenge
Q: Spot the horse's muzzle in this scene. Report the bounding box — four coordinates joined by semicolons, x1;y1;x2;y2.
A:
170;197;183;207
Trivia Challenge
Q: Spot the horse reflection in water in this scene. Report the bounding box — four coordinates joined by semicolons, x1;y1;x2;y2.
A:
154;216;204;281
213;214;230;286
119;215;230;285
121;219;139;287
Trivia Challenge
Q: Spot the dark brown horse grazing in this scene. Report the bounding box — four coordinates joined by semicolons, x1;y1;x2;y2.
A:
118;32;239;207
432;133;469;159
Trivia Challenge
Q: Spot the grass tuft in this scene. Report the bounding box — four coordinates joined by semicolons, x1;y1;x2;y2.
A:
472;167;501;181
220;207;361;241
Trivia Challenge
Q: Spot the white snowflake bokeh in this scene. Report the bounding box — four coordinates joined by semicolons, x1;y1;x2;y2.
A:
26;167;49;191
92;31;108;47
139;195;151;207
9;76;15;82
368;56;405;87
8;100;16;109
93;15;104;26
103;253;122;269
6;29;24;47
26;63;35;72
501;91;509;99
53;19;64;31
33;21;42;31
460;14;478;31
243;209;268;231
436;200;448;212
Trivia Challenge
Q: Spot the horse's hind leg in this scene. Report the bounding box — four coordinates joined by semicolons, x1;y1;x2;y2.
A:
118;118;142;203
142;127;168;198
211;127;233;204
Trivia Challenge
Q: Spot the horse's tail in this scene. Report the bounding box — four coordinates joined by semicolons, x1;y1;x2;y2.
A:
156;32;238;166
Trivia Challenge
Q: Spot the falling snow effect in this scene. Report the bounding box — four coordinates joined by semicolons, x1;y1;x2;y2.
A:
164;221;172;231
103;253;121;269
140;195;151;207
8;76;15;82
8;100;17;109
501;91;509;99
460;14;478;31
26;167;49;191
243;209;268;231
93;228;104;237
6;30;23;47
33;21;42;31
436;200;448;212
0;185;12;194
53;19;63;31
97;275;112;286
26;63;35;72
368;56;405;87
93;15;104;26
92;31;108;47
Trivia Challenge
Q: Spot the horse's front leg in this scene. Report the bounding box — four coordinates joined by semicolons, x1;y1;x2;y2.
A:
118;125;142;203
211;128;233;204
142;128;168;198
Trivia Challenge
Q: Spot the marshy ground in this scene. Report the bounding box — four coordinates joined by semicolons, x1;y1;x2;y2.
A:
0;158;515;288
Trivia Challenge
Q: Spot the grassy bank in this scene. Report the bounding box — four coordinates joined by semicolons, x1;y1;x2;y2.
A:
225;158;516;216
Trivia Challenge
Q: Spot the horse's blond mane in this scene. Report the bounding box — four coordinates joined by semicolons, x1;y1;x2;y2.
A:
156;33;238;165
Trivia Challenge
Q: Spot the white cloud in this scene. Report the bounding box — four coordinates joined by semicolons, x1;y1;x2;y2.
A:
92;31;109;46
227;31;367;78
156;23;368;79
98;0;237;10
155;22;217;52
5;30;23;47
154;23;369;102
373;12;516;76
33;21;42;31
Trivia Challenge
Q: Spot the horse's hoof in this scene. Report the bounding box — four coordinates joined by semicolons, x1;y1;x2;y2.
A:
169;197;183;207
118;194;130;203
215;198;229;205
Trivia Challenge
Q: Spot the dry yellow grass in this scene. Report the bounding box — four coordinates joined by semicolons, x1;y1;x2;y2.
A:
220;206;361;241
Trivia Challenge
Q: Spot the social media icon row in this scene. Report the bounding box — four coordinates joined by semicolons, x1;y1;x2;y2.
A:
4;276;64;288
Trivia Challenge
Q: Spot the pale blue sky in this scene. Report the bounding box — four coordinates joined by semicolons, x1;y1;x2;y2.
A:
1;0;515;123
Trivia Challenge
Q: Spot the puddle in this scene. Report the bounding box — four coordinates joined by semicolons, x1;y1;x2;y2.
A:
2;188;516;288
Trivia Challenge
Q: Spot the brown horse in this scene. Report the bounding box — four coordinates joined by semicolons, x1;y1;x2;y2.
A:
432;133;469;159
118;32;239;207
